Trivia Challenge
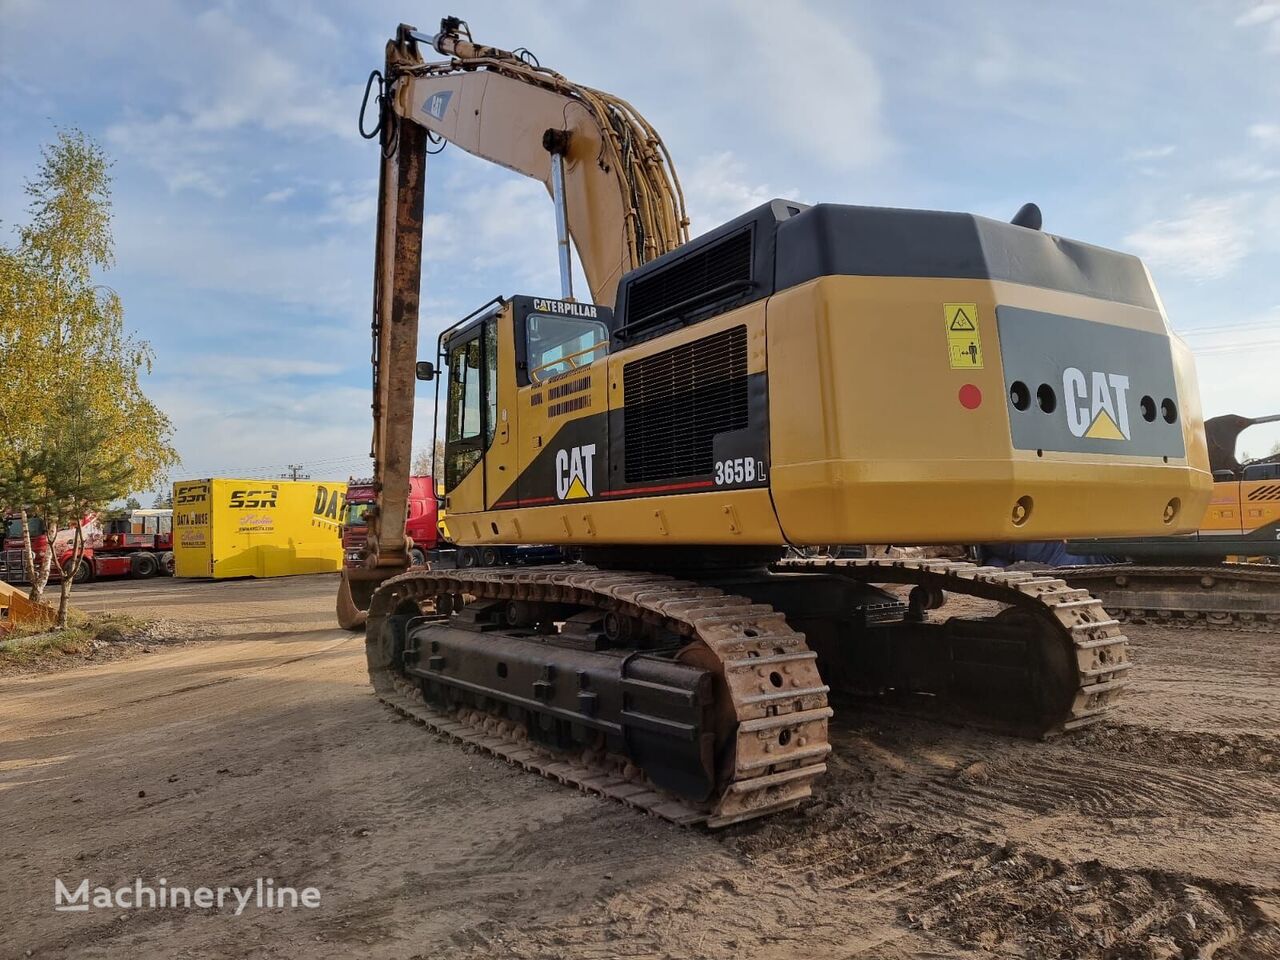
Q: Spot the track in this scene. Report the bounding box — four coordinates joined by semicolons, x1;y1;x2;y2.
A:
776;557;1133;734
1059;562;1280;630
365;558;1132;826
366;566;832;827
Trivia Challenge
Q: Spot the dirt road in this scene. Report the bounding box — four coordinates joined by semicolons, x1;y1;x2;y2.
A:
2;575;1277;958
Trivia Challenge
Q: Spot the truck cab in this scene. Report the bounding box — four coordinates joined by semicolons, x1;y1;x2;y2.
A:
343;475;441;570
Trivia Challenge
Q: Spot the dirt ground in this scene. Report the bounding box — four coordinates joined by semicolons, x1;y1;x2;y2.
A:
2;574;1277;959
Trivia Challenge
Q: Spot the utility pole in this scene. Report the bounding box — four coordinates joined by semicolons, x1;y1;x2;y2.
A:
281;464;311;481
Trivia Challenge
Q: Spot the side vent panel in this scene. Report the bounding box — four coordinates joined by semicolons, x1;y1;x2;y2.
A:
623;326;749;484
623;228;753;337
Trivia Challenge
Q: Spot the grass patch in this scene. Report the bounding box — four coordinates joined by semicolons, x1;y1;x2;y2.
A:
0;611;151;669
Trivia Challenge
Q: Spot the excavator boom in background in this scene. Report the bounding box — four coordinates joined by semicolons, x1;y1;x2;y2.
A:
343;18;1212;826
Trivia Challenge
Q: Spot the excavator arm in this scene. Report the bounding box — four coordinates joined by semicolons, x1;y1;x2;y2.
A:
392;19;688;306
338;18;688;625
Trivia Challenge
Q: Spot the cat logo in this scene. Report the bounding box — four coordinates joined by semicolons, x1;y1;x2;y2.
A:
424;90;452;121
1063;368;1131;441
555;444;596;500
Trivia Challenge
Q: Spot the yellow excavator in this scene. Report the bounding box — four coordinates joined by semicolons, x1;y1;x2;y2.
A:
1063;412;1280;626
339;18;1212;826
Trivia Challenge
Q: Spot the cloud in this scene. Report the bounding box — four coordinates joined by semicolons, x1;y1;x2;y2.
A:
728;0;890;172
1236;2;1280;51
263;187;295;203
97;4;362;201
143;376;441;495
104;115;231;197
423;174;561;289
320;180;378;226
683;151;800;236
1249;122;1280;148
177;8;357;143
1124;144;1177;162
179;357;345;384
114;211;368;318
1125;198;1252;281
1217;156;1280;182
149;381;373;482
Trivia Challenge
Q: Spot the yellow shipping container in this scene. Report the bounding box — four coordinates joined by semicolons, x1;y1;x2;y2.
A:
172;478;348;579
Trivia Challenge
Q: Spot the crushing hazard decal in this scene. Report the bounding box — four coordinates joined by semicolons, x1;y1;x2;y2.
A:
944;303;983;369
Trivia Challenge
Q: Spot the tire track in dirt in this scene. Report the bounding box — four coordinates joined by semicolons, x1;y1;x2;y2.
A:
745;813;1280;960
441;809;1280;960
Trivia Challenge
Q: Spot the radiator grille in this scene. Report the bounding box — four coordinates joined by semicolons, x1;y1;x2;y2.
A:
624;229;752;334
623;326;749;484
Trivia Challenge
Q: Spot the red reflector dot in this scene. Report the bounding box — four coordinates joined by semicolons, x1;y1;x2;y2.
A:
958;384;982;409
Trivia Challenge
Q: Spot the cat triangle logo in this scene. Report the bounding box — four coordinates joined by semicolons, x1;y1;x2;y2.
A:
555;444;597;500
1064;367;1132;441
1084;408;1126;440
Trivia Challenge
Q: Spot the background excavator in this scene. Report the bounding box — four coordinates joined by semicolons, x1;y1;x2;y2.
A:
1062;412;1280;626
340;18;1212;826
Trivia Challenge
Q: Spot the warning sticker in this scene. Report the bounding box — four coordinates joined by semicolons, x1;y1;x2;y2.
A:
944;302;983;369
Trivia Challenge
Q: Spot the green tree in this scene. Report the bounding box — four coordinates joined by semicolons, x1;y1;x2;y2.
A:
27;387;136;626
0;129;179;606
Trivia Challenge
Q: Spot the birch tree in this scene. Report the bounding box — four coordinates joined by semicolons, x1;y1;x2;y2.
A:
0;129;178;606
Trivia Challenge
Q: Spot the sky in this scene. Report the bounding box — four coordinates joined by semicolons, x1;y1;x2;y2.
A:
1;0;1278;498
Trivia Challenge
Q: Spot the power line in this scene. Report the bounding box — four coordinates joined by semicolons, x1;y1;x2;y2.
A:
280;464;312;481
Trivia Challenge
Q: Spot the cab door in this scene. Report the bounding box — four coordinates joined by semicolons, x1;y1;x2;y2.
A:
484;307;521;510
443;324;487;517
442;308;521;520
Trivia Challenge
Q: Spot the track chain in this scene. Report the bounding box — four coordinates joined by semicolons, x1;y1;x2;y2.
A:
365;565;831;828
1057;563;1280;632
776;557;1133;734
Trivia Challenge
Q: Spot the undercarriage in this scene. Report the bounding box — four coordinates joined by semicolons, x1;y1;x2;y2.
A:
1059;562;1280;630
363;558;1130;827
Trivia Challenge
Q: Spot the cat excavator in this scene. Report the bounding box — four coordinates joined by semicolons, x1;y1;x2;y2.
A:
340;18;1213;826
1063;412;1280;626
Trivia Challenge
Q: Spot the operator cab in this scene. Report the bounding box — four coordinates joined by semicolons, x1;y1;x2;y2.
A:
431;295;613;518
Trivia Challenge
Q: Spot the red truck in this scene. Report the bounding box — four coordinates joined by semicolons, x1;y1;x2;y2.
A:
1;509;174;584
342;476;444;570
341;476;557;569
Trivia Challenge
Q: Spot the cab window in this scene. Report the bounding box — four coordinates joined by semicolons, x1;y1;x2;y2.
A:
5;516;44;539
448;337;483;443
526;313;608;384
444;316;498;490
